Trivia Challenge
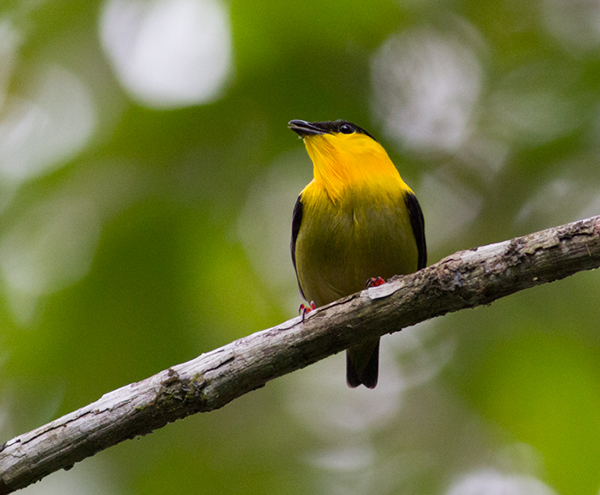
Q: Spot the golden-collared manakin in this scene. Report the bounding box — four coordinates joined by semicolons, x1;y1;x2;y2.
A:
289;119;427;388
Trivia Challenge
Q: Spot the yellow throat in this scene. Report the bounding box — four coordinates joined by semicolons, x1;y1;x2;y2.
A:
302;131;410;203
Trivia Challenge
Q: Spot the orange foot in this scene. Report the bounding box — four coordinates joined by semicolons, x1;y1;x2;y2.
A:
366;276;385;288
299;301;316;322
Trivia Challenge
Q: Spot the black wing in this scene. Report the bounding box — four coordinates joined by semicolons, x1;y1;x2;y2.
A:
290;194;306;299
404;192;427;270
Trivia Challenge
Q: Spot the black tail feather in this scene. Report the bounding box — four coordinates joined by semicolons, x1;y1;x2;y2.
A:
346;339;380;389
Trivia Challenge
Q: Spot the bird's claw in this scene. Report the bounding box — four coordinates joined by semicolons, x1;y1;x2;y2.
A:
366;276;385;288
299;301;316;322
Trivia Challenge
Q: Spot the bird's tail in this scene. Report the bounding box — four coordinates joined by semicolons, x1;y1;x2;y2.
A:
346;338;380;389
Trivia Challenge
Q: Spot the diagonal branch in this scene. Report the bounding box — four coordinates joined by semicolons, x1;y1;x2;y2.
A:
1;216;600;493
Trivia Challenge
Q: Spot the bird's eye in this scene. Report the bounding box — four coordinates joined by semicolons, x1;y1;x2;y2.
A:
339;123;354;134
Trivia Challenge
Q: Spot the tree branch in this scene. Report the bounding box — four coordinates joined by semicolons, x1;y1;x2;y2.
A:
1;216;600;493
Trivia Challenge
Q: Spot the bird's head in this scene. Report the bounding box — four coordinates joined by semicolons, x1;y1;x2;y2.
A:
288;119;402;201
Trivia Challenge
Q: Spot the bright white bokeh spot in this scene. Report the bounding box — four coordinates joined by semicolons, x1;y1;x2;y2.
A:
371;28;482;153
446;470;557;495
100;0;233;108
306;446;376;472
417;171;482;249
307;447;425;495
543;0;600;49
0;65;96;182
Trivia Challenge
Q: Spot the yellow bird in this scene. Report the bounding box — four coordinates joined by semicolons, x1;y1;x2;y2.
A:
289;119;427;388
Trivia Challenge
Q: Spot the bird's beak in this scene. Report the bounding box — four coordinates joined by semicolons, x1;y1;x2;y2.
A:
288;120;328;137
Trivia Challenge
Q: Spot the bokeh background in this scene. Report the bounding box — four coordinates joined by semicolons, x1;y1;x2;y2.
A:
1;0;600;494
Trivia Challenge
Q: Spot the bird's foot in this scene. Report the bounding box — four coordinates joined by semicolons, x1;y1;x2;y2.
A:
299;301;316;322
366;276;385;288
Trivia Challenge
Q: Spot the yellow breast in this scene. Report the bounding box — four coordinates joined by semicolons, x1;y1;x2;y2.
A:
295;179;418;306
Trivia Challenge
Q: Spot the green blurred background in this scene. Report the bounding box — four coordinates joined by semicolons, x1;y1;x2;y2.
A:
1;0;600;494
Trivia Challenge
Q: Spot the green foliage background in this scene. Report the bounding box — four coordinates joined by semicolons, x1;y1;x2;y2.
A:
1;1;600;494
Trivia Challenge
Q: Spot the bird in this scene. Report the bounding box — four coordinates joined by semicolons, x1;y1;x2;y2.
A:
288;119;427;389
